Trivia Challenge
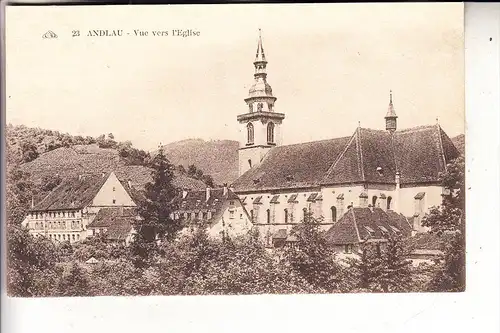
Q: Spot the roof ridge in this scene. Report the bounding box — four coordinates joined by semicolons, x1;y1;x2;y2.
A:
323;130;357;181
435;124;448;173
356;127;366;182
390;133;399;174
275;136;351;149
351;208;362;242
395;125;436;134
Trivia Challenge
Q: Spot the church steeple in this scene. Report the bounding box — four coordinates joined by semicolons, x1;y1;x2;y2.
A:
385;90;398;133
237;30;285;176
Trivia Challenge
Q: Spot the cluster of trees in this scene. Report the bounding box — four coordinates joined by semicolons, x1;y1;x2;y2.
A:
177;164;215;188
6;149;466;296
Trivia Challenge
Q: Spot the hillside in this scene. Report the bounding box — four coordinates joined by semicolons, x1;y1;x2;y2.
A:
451;134;465;155
159;139;239;185
19;144;206;192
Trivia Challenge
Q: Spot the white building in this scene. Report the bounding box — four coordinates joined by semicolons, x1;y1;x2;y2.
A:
231;32;461;247
22;172;136;243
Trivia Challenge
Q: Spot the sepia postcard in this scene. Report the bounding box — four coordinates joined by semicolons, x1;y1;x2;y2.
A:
4;2;467;303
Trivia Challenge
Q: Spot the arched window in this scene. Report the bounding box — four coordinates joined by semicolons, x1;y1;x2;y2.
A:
248;104;253;113
250;209;254;223
247;123;254;144
331;206;337;222
257;102;263;112
387;196;392;210
267;209;271;224
267;122;275;144
284;208;288;224
372;196;378;207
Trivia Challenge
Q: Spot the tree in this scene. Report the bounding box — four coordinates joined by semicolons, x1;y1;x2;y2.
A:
20;140;39;163
6;226;61;296
345;237;416;293
283;213;344;292
187;164;198;178
133;148;180;266
201;174;215;188
56;262;93;297
421;156;465;292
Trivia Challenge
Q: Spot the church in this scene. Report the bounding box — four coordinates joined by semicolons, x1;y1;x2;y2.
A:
231;31;460;247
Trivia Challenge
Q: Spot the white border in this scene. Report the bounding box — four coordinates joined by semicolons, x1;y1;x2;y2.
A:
2;3;499;333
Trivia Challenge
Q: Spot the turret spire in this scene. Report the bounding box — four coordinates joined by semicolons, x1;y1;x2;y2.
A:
255;28;266;63
385;90;398;133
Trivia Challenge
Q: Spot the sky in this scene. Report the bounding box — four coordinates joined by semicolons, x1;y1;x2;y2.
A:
6;3;464;151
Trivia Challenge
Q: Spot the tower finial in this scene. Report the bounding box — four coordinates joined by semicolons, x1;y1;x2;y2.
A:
255;29;266;63
385;90;397;133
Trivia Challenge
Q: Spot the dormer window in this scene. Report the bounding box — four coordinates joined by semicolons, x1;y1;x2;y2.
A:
285;175;293;181
376;167;383;176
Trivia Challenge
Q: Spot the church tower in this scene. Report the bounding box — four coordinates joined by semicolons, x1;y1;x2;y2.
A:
385;90;398;133
237;30;285;176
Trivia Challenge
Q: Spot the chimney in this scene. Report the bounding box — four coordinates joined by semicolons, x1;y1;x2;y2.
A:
206;187;211;201
78;174;82;181
223;183;228;196
182;189;188;199
368;204;374;213
102;172;105;178
31;196;34;209
359;192;368;208
128;179;132;189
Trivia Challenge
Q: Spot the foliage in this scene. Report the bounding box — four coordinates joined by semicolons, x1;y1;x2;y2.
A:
421;156;466;292
6;226;61;296
345;236;417;293
183;164;215;187
132;148;179;267
283;214;345;292
56;262;93;297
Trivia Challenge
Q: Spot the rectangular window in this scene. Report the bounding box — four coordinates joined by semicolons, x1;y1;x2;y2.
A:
112;199;116;204
229;210;235;219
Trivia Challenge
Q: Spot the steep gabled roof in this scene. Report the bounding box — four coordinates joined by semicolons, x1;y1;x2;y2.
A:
87;207;137;228
31;173;110;211
233;124;460;192
324;207;412;245
393;125;460;184
232;137;350;192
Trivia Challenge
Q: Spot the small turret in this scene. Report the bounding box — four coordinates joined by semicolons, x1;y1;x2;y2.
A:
385;90;398;133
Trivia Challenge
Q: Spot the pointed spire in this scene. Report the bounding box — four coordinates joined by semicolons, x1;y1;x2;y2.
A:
386;90;397;118
385;90;397;133
255;28;266;63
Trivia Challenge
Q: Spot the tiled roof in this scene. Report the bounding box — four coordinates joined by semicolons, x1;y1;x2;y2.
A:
324;207;413;245
31;173;110;211
233;124;460;192
393;125;459;184
172;188;241;223
106;219;134;241
88;207;137;228
232;137;351;192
